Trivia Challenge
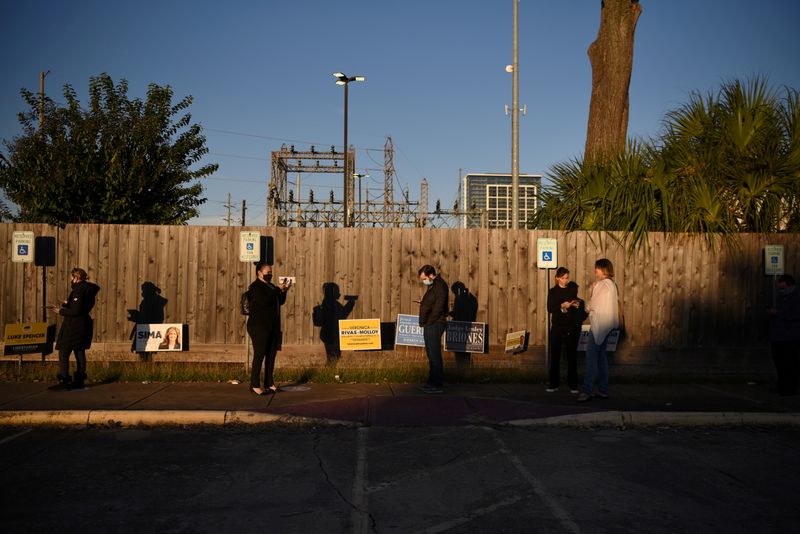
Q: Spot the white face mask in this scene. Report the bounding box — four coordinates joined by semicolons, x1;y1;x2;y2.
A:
423;279;434;286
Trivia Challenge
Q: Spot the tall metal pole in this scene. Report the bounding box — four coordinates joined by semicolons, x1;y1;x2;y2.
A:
39;70;50;134
343;81;350;227
511;0;520;229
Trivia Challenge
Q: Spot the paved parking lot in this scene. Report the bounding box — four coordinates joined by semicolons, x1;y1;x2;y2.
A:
2;424;799;533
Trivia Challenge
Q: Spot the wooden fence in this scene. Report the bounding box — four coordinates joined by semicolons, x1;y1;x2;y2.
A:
1;224;797;370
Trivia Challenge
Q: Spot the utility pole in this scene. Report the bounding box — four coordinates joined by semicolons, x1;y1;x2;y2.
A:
241;199;247;226
224;192;234;226
39;70;50;134
511;0;520;229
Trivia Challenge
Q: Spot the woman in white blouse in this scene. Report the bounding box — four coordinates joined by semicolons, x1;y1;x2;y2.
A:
577;259;619;402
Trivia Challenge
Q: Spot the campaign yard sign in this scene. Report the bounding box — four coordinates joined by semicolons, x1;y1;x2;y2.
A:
445;321;488;353
4;322;48;355
135;323;185;352
505;330;529;354
339;319;382;350
577;324;620;352
395;314;425;347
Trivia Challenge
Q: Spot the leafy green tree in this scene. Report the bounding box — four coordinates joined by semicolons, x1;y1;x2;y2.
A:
0;73;217;225
0;197;12;221
537;77;800;250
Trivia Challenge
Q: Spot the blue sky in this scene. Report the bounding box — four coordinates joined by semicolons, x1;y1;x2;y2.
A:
2;0;799;225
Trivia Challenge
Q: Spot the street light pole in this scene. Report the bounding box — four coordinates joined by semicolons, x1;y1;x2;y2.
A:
511;0;520;229
333;72;365;227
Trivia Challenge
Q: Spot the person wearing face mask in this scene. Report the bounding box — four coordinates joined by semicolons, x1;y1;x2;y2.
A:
49;268;100;390
417;264;449;394
247;261;292;395
766;274;800;396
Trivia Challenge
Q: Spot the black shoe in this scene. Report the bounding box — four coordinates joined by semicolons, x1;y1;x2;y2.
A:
69;372;86;390
48;375;72;391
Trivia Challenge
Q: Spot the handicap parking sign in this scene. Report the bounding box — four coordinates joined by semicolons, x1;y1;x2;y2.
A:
536;238;558;269
12;231;35;263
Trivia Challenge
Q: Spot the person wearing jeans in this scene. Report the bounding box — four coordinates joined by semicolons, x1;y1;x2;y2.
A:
418;264;449;394
578;259;619;402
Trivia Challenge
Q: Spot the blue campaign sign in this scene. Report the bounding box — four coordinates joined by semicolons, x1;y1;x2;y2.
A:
395;314;425;347
444;321;488;353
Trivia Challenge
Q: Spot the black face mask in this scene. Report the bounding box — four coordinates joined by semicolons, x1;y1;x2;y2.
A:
265;274;273;283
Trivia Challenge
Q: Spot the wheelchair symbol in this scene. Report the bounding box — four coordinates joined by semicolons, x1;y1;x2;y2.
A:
246;243;254;251
542;251;552;262
17;244;29;256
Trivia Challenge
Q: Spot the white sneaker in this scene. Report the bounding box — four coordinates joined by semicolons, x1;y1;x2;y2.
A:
546;387;558;393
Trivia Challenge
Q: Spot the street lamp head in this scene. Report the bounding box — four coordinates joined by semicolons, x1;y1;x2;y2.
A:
354;76;365;82
335;79;347;86
333;72;345;78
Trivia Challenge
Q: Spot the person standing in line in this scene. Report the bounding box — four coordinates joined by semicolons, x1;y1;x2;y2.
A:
418;265;449;394
247;262;292;396
546;267;584;393
766;274;800;396
577;259;619;402
49;268;100;390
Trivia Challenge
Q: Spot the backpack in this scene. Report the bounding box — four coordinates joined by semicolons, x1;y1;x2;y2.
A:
240;291;251;315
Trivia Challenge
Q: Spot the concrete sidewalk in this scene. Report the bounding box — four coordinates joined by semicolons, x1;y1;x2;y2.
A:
0;380;799;427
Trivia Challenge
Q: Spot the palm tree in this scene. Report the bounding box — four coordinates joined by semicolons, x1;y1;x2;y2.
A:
537;77;800;252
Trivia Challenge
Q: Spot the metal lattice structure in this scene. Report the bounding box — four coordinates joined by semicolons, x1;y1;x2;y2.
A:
267;138;434;228
267;144;353;226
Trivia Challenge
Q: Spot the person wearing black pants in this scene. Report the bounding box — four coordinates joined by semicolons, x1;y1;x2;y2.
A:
247;262;291;396
767;274;800;396
418;265;449;394
547;267;584;393
50;268;100;390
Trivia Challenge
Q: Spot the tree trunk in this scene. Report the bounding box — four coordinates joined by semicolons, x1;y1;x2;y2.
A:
585;0;642;165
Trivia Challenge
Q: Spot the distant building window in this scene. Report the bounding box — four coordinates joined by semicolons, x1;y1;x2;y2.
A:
463;173;541;229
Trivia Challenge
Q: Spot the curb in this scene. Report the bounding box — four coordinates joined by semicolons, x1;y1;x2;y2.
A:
506;411;800;427
0;410;361;428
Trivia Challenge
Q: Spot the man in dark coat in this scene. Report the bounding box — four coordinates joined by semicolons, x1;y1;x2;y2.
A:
51;268;100;390
418;264;449;393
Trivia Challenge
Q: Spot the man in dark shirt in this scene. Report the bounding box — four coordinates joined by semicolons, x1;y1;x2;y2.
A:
418;264;449;393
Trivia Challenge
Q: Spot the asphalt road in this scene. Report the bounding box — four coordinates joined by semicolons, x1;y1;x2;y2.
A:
2;425;799;534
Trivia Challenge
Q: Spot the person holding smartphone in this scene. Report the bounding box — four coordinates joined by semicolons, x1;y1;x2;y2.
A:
247;262;292;395
546;267;584;393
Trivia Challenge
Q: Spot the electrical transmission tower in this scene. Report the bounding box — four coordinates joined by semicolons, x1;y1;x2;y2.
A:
267;137;429;228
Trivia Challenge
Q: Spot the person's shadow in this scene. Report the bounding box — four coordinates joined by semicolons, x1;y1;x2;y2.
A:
313;282;357;365
450;281;479;369
127;282;168;361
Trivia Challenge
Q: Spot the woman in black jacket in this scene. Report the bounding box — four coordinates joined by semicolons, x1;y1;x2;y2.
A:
247;262;291;395
546;267;584;393
51;268;100;390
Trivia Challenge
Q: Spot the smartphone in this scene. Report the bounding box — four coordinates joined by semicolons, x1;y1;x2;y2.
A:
278;276;296;286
